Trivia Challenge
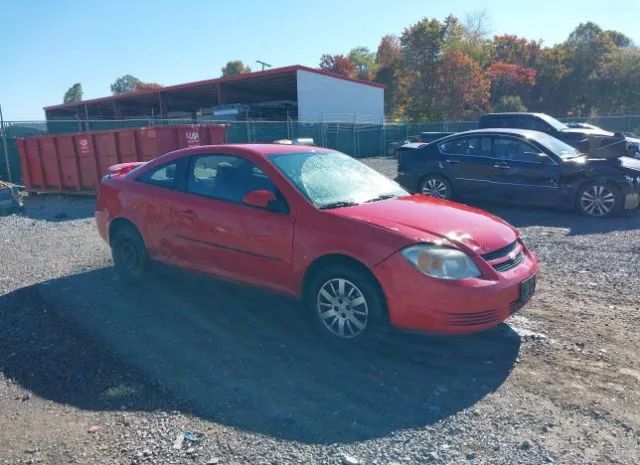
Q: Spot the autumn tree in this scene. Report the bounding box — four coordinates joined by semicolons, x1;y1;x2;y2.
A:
434;50;490;120
221;60;252;77
493;34;541;67
63;83;83;103
487;61;537;105
135;82;163;91
319;54;357;78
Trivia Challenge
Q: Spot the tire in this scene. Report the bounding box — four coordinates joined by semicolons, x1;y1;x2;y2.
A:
306;264;387;341
576;182;623;218
419;174;453;200
110;223;149;282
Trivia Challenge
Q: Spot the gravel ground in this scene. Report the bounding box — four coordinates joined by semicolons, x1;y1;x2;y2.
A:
1;159;639;465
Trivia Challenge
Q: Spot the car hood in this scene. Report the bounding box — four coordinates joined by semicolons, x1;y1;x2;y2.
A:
560;127;615;137
328;195;518;256
619;156;640;173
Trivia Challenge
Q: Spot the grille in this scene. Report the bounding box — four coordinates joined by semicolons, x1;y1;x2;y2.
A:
493;251;525;272
445;309;500;326
482;241;518;261
509;299;526;315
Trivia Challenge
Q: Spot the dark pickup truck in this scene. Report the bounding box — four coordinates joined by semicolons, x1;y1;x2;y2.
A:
479;112;640;159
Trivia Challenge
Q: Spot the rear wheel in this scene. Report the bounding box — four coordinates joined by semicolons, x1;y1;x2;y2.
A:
576;182;622;217
307;264;387;341
419;174;453;200
111;223;149;282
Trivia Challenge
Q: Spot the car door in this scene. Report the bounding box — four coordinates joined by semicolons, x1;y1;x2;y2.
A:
167;153;296;293
490;136;563;206
131;159;188;262
438;135;496;198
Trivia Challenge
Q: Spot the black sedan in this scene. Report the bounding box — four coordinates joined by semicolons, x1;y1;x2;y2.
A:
395;129;640;217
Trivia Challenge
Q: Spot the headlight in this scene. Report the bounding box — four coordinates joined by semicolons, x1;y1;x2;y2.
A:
401;244;481;280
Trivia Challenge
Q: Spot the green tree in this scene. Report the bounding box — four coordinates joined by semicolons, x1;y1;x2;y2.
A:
221;60;252;77
563;22;617;114
348;46;376;80
63;83;83;103
374;35;407;117
400;17;446;119
493;95;527;112
531;46;570;114
603;30;633;48
110;75;142;94
589;47;640;113
441;14;493;66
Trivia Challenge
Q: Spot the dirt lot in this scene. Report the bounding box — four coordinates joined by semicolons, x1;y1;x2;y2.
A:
1;158;639;465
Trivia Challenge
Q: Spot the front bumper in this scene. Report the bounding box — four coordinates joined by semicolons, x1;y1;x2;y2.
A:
373;246;539;335
624;192;640;211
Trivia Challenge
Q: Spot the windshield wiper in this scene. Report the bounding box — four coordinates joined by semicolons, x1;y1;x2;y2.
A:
364;193;397;203
318;201;360;210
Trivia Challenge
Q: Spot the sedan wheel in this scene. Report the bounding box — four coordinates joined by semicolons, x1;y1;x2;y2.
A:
317;278;369;339
111;224;149;282
578;184;619;217
420;175;451;199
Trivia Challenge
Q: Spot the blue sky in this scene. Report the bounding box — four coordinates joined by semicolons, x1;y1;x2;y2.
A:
1;0;638;120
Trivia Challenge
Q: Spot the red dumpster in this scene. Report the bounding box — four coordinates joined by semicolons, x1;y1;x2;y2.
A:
16;124;226;193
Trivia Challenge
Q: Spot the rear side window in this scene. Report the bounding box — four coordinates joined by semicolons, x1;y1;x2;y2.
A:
137;162;179;189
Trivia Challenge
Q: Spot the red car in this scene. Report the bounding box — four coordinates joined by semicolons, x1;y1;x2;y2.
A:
95;144;538;340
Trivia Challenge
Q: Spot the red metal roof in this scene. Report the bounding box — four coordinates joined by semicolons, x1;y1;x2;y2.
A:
44;65;385;111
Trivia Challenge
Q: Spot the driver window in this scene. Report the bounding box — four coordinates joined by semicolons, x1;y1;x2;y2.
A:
493;138;546;163
187;154;280;204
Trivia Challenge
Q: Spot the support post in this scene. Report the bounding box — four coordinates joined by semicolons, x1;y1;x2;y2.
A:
0;104;11;182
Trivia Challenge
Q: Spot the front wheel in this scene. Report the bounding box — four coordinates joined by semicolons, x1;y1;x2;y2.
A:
307;264;387;341
576;182;622;217
111;224;149;282
419;174;453;200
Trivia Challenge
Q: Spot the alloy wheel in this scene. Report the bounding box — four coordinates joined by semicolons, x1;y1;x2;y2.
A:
316;278;368;338
580;185;616;217
421;177;448;199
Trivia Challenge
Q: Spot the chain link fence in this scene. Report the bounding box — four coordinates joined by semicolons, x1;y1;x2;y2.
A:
3;115;640;184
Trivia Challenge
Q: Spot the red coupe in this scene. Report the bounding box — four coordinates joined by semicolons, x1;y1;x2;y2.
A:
95;144;538;340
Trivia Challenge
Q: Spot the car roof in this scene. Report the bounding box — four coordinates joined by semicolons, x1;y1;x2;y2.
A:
159;143;331;161
444;128;545;138
481;112;542;117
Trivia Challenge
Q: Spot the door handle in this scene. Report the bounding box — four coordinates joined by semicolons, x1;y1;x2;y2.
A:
494;163;510;169
178;209;198;220
445;159;460;164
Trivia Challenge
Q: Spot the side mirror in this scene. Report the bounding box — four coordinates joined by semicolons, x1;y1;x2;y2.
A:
537;153;552;163
242;189;277;209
